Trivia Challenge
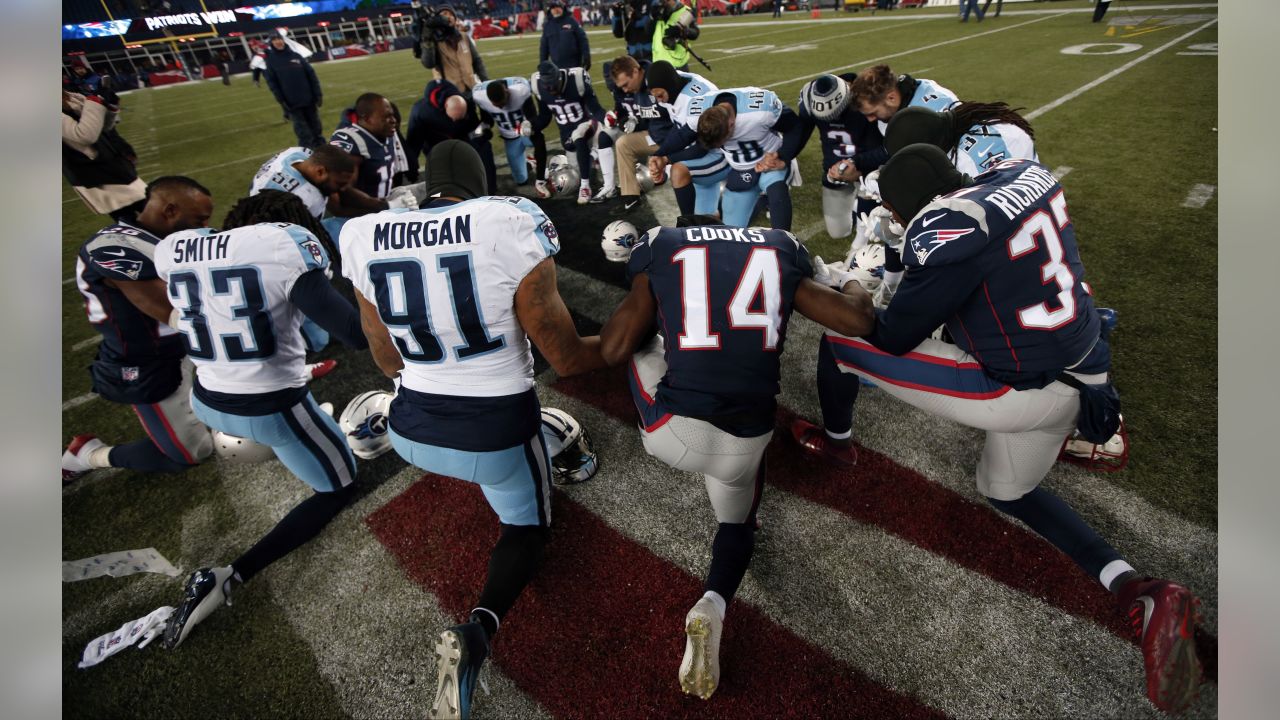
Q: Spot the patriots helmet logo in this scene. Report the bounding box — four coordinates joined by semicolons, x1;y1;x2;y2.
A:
908;227;977;266
348;412;388;440
96;258;144;280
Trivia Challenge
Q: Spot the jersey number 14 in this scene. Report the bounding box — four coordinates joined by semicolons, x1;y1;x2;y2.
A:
672;246;783;351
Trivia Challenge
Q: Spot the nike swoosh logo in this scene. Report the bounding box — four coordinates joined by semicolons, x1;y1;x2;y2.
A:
921;214;946;228
100;249;127;257
1138;596;1155;636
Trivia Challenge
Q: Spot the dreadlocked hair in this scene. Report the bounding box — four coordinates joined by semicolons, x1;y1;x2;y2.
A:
948;101;1035;143
222;190;340;272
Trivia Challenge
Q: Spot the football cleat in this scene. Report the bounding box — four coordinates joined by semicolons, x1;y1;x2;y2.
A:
577;185;594;205
62;434;104;485
790;418;858;468
679;597;723;700
1118;577;1203;714
306;359;338;381
589;186;620;204
612;196;643;215
1058;415;1130;473
534;180;552;199
162;565;235;650
429;621;490;720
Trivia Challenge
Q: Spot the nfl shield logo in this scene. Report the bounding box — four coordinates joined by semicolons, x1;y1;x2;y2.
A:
122;367;140;382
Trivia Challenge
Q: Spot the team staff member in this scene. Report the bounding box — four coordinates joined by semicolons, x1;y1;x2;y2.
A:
652;0;700;72
540;0;591;71
795;145;1204;715
405;78;498;195
264;33;325;148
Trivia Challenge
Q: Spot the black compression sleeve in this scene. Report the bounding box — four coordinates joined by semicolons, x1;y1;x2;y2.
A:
288;269;369;350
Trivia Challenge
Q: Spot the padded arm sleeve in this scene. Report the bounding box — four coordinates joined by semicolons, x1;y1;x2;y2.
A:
288;269;369;350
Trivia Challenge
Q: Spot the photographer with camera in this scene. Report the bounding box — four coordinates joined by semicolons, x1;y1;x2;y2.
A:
415;3;489;94
652;0;700;72
611;0;654;62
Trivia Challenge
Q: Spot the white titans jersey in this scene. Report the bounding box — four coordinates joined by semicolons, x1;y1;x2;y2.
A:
250;148;328;219
340;197;559;398
156;223;330;395
685;88;784;170
667;71;717;126
473;77;533;140
878;77;959;134
953;121;1038;177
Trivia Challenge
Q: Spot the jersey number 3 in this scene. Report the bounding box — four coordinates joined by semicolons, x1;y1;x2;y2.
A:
1008;192;1077;330
672;246;783;351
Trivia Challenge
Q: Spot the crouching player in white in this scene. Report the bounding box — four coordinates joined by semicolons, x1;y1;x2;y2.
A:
794;146;1203;714
341;141;607;719
153;190;370;649
597;216;874;700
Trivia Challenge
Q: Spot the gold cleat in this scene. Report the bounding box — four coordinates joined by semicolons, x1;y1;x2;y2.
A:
678;598;723;700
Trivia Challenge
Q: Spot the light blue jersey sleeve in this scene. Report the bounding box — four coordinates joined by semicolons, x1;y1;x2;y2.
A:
911;79;959;112
506;197;560;259
279;223;330;273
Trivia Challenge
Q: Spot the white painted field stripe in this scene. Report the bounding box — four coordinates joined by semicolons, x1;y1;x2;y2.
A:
1052;165;1074;179
62;392;98;411
1182;183;1216;208
71;336;101;352
1026;18;1219;121
765;13;1061;90
63;276;75;284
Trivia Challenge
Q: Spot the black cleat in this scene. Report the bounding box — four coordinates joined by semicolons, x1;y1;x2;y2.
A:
162;566;235;649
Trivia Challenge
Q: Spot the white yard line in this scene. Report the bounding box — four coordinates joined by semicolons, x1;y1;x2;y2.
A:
1051;165;1074;179
765;13;1061;90
62;392;98;411
1181;183;1216;208
72;336;102;352
1025;17;1219;121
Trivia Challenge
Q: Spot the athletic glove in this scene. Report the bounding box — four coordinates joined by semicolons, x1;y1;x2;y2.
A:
604;110;619;128
519;120;534;138
811;256;857;290
570;119;598;143
386;186;419;209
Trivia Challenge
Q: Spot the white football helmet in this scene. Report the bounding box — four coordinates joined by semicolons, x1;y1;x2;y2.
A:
212;431;276;464
601;220;640;263
801;74;852;122
540;408;598;485
850;243;887;293
635;163;655;193
339;390;394;460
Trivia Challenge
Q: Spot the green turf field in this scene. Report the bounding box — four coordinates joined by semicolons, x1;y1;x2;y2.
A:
63;0;1219;524
63;3;1219;717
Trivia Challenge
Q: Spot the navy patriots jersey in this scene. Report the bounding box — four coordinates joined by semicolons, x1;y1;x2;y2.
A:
531;67;606;136
870;159;1107;390
329;123;395;199
796;74;885;176
604;60;659;134
75;221;187;404
627;225;813;436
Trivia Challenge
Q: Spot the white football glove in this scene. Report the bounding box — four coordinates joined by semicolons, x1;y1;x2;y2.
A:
623;116;638;134
856;169;882;202
519;120;534;138
604;110;619;128
570;119;598;143
811;255;857;290
858;206;904;249
386;186;419;209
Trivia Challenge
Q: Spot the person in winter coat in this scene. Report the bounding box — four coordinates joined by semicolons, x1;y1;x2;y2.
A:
62;90;147;220
264;35;325;148
539;0;591;70
418;5;490;94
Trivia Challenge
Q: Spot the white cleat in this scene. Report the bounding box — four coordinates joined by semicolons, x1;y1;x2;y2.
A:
678;597;722;700
62;434;104;485
578;185;594;205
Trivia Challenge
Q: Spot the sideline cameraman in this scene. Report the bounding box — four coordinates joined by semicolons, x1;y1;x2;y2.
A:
611;0;654;62
415;3;489;93
652;0;699;72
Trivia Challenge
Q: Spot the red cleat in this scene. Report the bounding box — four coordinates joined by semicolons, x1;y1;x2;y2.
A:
306;359;337;381
789;418;857;468
1118;577;1203;714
